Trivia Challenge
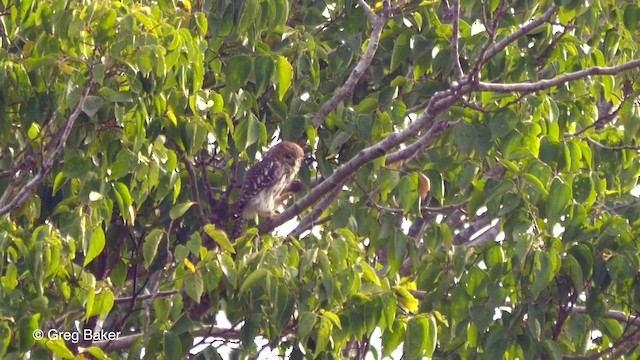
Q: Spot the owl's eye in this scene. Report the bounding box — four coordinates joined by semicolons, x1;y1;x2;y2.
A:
283;153;292;160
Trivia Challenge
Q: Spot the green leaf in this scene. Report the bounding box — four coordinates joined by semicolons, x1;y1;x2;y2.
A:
237;0;259;34
405;316;429;360
398;173;419;214
254;55;275;94
38;339;75;359
203;224;236;253
99;289;115;319
485;327;508;359
390;32;410;73
82;96;104;117
425;315;437;357
282;115;306;141
454;122;475;154
0;322;11;358
62;155;91;179
542;339;562;360
276;55;293;100
488;109;518;139
233;113;262;151
572;175;595;206
382;320;405;357
18;314;39;351
163;331;183;360
523;173;549;196
169;201;195;220
239;268;269;296
226;55;253;90
531;251;554;297
271;0;289;29
323;311;342;330
313;315;332;358
184;271;204;302
470;304;494;331
298;312;316;345
84;226;106;267
142;229;164;269
623;4;640;32
562;255;584;291
546;177;572;227
356;97;378;114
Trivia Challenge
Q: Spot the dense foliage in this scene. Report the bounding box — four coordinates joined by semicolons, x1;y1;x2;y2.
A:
1;0;640;358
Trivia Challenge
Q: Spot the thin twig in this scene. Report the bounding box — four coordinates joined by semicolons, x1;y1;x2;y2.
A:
565;103;622;137
584;138;640;152
179;152;208;225
94;325;242;352
114;290;179;304
469;6;557;82
451;0;463;80
385;120;458;165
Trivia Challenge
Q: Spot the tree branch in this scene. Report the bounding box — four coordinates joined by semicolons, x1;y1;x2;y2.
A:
473;58;640;93
584;138;640;152
179;152;208;225
258;90;460;234
287;178;346;239
470;6;557;79
385;120;458;165
0;78;94;217
114;290;179;304
93;325;241;352
451;0;463;80
563;327;640;360
459;220;501;248
311;0;388;128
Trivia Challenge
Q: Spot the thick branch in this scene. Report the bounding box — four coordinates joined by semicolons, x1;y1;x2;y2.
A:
460;220;501;248
452;212;491;245
258;90;460;234
355;0;376;22
0;80;94;217
311;0;387;128
287;177;347;239
474;58;640;93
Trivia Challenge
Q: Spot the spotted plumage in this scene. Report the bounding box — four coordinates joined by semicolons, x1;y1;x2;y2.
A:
231;141;304;239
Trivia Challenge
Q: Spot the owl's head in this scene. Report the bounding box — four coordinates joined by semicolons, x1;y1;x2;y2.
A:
267;141;305;167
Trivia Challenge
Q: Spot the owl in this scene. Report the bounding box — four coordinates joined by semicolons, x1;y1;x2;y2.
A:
231;141;305;239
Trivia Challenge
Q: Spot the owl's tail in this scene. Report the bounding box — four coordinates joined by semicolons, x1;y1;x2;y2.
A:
231;213;245;241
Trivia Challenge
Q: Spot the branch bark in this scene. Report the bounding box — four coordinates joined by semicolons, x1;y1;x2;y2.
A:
311;0;389;128
0;79;94;217
473;58;640;93
92;325;241;352
451;0;463;80
258;90;462;234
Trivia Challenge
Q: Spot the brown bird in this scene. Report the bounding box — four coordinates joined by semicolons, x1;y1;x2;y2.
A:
231;141;305;240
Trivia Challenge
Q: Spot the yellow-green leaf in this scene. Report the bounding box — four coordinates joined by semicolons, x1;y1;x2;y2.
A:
203;224;235;253
276;55;293;100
